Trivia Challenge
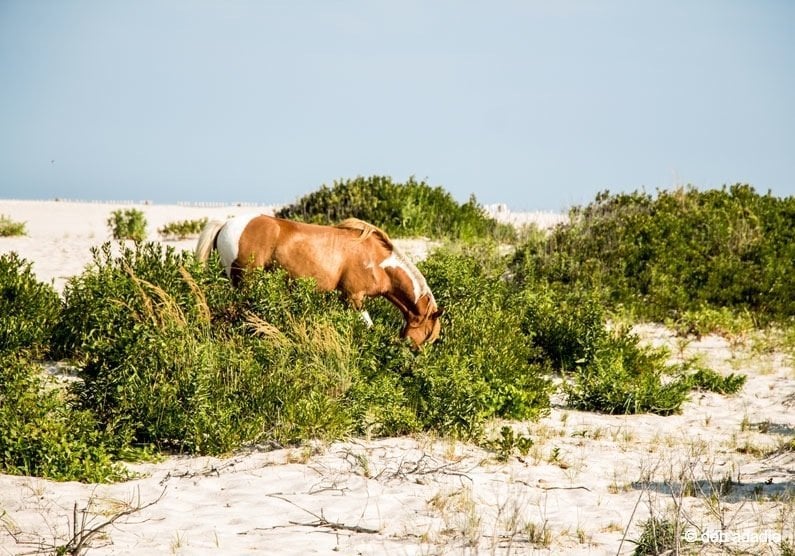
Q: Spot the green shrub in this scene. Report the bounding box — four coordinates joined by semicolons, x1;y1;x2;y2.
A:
0;354;125;482
276;175;516;242
52;242;203;362
672;305;756;338
50;240;555;453
561;330;691;415
107;208;147;242
0;214;26;236
0;252;61;358
52;243;368;451
511;184;795;327
520;285;691;415
158;217;208;240
412;244;552;435
484;426;534;462
686;367;746;395
633;517;678;555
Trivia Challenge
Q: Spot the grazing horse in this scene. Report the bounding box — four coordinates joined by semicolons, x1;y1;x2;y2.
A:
195;215;443;348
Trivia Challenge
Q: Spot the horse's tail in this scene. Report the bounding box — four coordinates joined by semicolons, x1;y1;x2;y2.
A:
195;220;226;264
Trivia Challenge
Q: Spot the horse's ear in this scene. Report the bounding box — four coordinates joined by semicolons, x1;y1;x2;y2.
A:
432;307;445;319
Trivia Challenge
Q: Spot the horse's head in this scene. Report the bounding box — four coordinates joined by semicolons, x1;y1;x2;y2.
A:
403;293;444;349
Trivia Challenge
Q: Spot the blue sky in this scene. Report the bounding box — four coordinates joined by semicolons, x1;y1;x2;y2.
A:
1;1;793;210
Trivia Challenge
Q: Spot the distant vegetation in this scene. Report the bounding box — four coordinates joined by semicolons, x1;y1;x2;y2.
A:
4;180;790;482
158;217;208;240
0;214;26;237
276;175;516;242
512;184;795;329
107;208;147;242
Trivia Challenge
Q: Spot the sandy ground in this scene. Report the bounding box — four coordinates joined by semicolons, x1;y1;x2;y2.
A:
0;200;793;555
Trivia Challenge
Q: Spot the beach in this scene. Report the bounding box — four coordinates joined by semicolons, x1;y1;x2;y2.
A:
0;199;793;555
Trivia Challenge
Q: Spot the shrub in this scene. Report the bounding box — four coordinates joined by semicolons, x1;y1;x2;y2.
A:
561;329;691;415
0;252;61;359
511;184;795;327
52;242;203;362
50;240;555;453
107;208;147;242
403;244;553;436
0;214;26;236
276;175;516;242
0;354;125;482
519;284;691;415
672;305;756;338
633;517;678;555
53;243;370;451
158;217;208;240
686;367;746;395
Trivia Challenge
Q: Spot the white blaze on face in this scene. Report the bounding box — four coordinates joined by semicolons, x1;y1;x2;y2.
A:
215;214;259;277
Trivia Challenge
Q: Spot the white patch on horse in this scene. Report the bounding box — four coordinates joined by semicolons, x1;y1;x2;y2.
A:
216;213;259;277
379;249;431;304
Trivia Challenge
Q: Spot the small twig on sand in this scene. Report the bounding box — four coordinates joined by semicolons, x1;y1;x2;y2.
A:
515;479;591;492
265;493;380;535
288;519;380;534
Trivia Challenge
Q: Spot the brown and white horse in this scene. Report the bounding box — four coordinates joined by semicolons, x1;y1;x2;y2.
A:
195;215;442;348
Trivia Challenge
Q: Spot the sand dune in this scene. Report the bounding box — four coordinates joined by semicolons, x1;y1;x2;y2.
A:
0;200;792;555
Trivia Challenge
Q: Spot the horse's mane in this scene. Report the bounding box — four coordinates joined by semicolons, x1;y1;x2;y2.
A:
336;218;393;248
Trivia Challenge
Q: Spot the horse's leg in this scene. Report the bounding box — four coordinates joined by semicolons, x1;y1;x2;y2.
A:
347;292;373;328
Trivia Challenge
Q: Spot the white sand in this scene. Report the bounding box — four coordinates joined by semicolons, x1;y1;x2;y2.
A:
0;200;793;555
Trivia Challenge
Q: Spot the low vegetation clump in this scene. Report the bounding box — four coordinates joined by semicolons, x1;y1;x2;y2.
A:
0;253;61;359
0;253;125;482
512;184;795;329
520;284;704;415
0;354;126;482
685;367;746;394
633;517;678;555
276;175;516;242
158;217;208;240
107;208;147;242
0;214;26;236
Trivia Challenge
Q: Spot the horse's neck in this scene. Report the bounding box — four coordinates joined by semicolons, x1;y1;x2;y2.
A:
382;264;426;319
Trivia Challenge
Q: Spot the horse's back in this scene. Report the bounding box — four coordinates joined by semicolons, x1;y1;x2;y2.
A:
216;214;394;295
213;213;274;278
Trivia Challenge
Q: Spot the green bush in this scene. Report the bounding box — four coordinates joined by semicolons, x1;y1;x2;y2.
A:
0;354;125;482
107;208;147;242
158;217;209;240
0;252;61;359
411;245;552;434
520;284;691;415
7;182;778;481
686;367;746;395
49;240;554;453
0;214;26;236
633;517;678;555
52;242;204;362
276;175;516;242
511;184;795;327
